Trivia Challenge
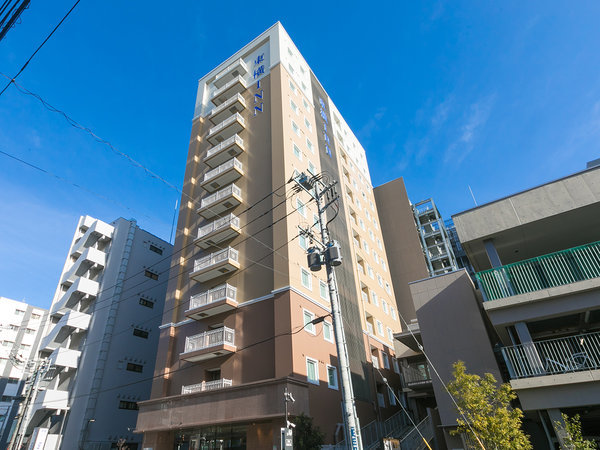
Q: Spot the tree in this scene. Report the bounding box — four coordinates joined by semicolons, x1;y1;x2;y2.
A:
446;361;531;450
558;413;598;449
292;413;325;450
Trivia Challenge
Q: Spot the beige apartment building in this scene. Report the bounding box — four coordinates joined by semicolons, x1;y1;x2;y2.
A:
136;23;411;449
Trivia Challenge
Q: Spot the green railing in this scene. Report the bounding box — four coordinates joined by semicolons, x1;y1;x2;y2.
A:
476;240;600;301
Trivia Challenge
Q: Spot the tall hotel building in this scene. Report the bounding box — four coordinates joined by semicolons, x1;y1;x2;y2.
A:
137;23;409;448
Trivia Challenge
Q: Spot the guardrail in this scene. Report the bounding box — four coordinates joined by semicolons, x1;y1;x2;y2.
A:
189;284;237;310
184;327;235;353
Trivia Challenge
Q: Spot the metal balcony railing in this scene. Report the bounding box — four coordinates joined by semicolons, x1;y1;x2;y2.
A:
477;240;600;301
198;214;240;239
208;113;245;138
501;331;600;379
402;363;432;385
210;93;246;118
181;378;232;395
203;158;243;183
205;135;244;160
189;284;237;310
212;76;247;101
184;327;235;353
194;248;239;272
201;184;242;209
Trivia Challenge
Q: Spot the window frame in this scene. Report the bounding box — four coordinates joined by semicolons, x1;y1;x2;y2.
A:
306;357;319;385
326;365;339;390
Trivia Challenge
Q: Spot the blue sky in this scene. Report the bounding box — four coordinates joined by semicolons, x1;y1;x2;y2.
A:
1;1;599;308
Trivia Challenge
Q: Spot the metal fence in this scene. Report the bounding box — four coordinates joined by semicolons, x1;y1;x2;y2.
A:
184;327;235;353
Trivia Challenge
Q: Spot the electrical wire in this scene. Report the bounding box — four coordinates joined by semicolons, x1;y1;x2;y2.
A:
0;0;80;97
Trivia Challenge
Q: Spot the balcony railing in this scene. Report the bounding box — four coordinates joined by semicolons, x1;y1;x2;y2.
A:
203;158;243;184
184;327;235;353
477;240;600;301
201;184;242;209
501;331;600;379
181;378;232;395
208;113;245;138
402;363;432;385
194;248;239;273
189;284;237;310
205;135;244;160
198;214;240;239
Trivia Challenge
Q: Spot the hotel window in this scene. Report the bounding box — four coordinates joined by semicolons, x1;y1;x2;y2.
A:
319;281;328;299
323;321;333;343
290;99;298;114
291;120;300;135
304;117;312;131
377;274;384;287
391;307;397;321
356;199;361;210
382;261;387;272
31;313;41;319
387;327;394;342
373;251;378;264
365;210;370;220
363;241;369;253
382;300;388;314
385;282;392;295
369;230;375;241
303;309;315;334
296;198;306;217
126;363;143;373
306;138;314;153
139;298;154;309
376;320;384;336
377;238;383;250
327;365;338;390
303;98;309;110
14;310;24;316
133;328;149;339
306;357;319;385
393;359;400;374
308;161;316;175
359;218;365;230
371;291;379;306
289;80;297;93
382;352;390;369
298;229;307;250
119;401;138;410
367;265;374;279
24;328;35;335
374;220;379;230
149;244;163;255
288;63;294;74
144;270;159;280
301;268;312;289
293;143;302;160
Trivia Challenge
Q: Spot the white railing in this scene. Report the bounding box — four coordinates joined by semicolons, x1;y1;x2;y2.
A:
208;113;245;137
193;248;239;272
209;93;246;118
206;135;244;159
198;214;240;239
181;378;233;395
184;326;235;353
214;59;248;85
201;184;242;209
399;416;433;450
501;331;600;379
212;75;247;100
189;284;237;310
203;157;243;183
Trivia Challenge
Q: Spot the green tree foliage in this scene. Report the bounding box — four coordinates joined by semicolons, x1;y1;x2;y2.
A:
292;413;325;450
446;361;532;449
559;413;598;449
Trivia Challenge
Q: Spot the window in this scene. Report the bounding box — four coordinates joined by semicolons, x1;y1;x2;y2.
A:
139;298;154;309
377;274;384;287
118;400;138;410
299;229;307;250
306;357;319;385
7;378;18;384
327;365;338;389
319;281;328;299
374;220;379;230
376;320;384;336
306;138;314;153
373;251;378;264
359;219;365;231
149;244;163;255
14;310;24;315
301;268;312;289
382;300;388;314
393;359;400;374
133;328;149;339
391;307;397;321
290;99;298;114
363;241;369;253
367;265;374;279
296;198;306;217
303;98;309;110
289;80;296;93
126;363;143;373
377;393;386;408
371;291;378;306
304;117;312;131
388;388;397;406
303;309;315;334
313;214;320;233
31;313;41;320
369;230;375;241
377;238;383;250
385;283;392;295
382;352;390;369
387;327;394;342
293;143;302;160
24;328;35;335
288;63;294;74
382;261;387;272
323;321;333;343
291;120;300;135
9;325;18;331
144;270;158;280
1;396;12;402
307;161;316;175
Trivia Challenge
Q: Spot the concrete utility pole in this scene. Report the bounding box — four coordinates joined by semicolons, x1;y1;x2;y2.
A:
295;173;363;450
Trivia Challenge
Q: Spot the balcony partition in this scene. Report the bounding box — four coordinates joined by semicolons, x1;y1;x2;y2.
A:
477;240;600;301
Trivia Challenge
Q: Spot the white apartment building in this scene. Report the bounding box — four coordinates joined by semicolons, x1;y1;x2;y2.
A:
20;216;172;450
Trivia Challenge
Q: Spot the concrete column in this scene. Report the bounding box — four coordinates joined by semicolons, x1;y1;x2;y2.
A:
547;408;569;449
483;239;502;268
514;323;545;376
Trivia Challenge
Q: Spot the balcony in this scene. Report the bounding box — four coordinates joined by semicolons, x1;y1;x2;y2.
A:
194;214;241;249
47;347;81;370
211;75;247;106
213;58;248;88
477;240;600;301
40;310;91;351
190;248;240;283
197;184;242;219
200;157;244;193
60;247;106;285
180;326;236;362
185;284;238;320
209;93;246;124
181;378;233;395
51;277;99;317
31;389;69;412
501;331;600;379
402;362;432;389
207;113;245;146
204;134;244;169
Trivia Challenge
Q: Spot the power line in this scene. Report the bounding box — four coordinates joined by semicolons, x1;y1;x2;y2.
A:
0;0;80;97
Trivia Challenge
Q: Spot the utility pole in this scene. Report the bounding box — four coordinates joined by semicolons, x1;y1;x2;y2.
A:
295;173;363;450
